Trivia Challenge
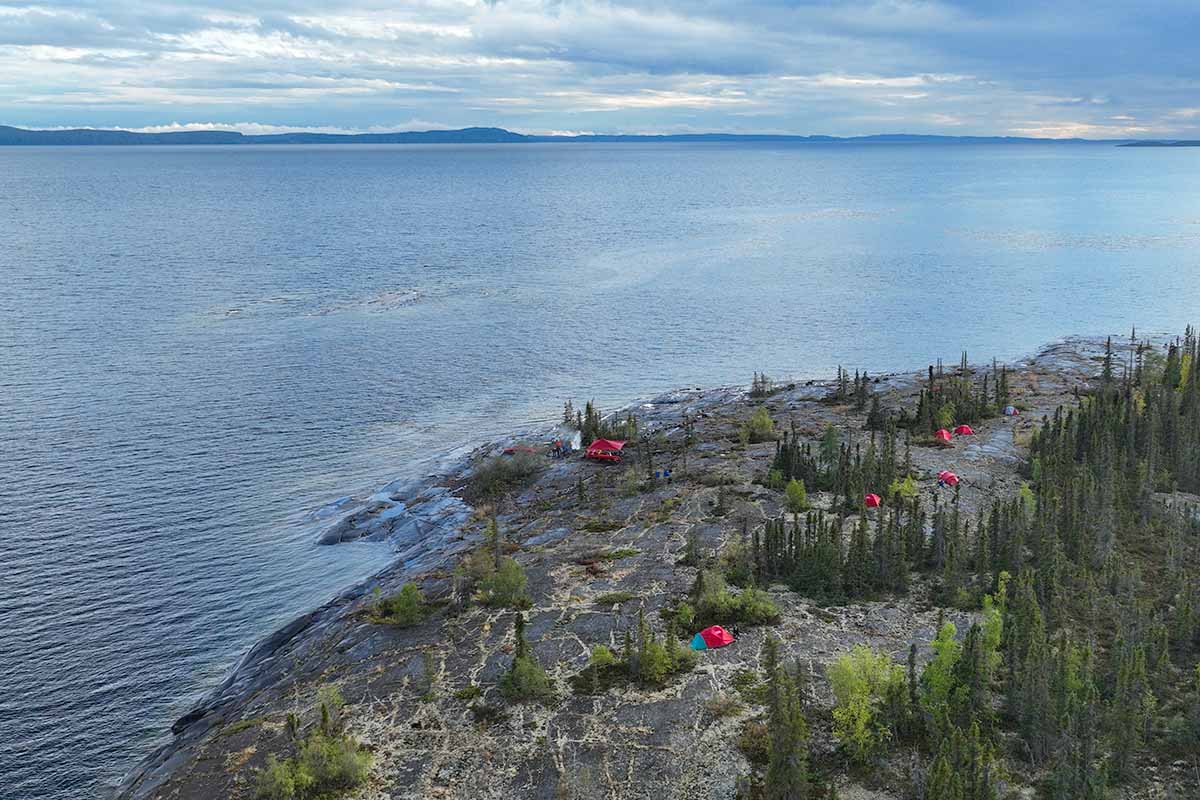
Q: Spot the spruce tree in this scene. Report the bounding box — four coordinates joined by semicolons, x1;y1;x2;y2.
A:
765;665;810;800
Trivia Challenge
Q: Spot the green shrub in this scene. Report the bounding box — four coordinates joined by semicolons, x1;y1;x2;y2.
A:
828;646;906;763
719;538;753;587
476;557;531;608
636;639;673;685
254;733;371;800
887;475;918;501
785;478;809;512
466;452;546;502
741;407;776;444
256;756;298;800
735;587;781;625
737;720;770;766
570;645;628;695
501;655;554;700
692;570;780;627
673;602;696;631
371;582;426;626
589;645;618;668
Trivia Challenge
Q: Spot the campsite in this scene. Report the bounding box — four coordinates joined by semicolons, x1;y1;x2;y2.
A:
121;335;1200;800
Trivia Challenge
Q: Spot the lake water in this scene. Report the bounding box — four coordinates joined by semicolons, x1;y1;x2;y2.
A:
1;142;1199;798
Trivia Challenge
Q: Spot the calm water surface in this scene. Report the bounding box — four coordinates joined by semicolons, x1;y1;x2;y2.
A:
1;142;1199;798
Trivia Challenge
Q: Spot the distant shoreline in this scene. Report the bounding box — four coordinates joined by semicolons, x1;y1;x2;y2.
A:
0;124;1132;147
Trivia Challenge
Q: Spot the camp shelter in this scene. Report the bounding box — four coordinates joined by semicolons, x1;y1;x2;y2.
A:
690;625;735;650
585;439;626;462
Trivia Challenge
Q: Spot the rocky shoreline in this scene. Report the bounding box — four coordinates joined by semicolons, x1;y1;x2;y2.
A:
116;334;1181;800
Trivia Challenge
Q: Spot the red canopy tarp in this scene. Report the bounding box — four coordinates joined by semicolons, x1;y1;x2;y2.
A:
864;493;882;508
690;625;735;650
953;425;974;435
585;439;627;462
938;470;960;486
934;429;952;442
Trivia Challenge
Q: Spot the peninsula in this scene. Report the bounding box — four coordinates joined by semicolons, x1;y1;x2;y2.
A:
119;334;1200;800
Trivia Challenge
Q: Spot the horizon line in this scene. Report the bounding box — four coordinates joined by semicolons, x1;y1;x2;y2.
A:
0;122;1169;145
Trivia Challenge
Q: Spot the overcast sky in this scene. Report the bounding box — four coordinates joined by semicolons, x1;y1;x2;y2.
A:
1;0;1198;137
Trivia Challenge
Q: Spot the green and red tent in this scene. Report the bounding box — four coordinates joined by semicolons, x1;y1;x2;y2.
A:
690;625;735;650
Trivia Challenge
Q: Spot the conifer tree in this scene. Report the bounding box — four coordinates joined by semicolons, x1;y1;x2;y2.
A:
765;659;810;800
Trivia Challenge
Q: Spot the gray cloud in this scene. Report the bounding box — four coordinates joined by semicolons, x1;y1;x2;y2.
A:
0;0;1196;136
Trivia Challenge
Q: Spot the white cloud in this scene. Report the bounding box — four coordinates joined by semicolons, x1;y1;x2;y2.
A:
0;0;1197;137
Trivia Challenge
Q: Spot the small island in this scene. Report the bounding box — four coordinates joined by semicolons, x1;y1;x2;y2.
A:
119;333;1200;800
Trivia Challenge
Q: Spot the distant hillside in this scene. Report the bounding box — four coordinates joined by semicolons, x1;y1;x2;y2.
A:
0;124;1127;146
0;125;527;146
1118;140;1200;147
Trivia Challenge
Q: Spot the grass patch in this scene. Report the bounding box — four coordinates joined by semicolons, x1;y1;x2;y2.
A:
576;547;639;565
600;547;640;560
453;684;483;701
704;694;745;719
219;717;266;738
594;591;637;605
697;471;738;487
580;516;622;533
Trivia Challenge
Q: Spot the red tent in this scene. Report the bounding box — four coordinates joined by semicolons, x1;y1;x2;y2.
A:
690;625;736;650
934;428;952;442
585;439;626;462
938;470;960;487
864;493;882;508
953;425;974;436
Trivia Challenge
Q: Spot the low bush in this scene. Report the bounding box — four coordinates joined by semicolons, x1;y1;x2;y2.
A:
580;516;621;533
828;645;906;763
784;478;809;513
691;570;780;627
571;614;696;695
369;582;426;626
466;452;545;502
704;694;745;719
476;557;531;609
737;720;770;766
740;407;777;444
255;733;371;800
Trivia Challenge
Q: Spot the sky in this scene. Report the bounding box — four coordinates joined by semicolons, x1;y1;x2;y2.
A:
1;0;1198;138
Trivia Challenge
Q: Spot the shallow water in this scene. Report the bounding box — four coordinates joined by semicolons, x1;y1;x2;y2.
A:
1;141;1199;798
